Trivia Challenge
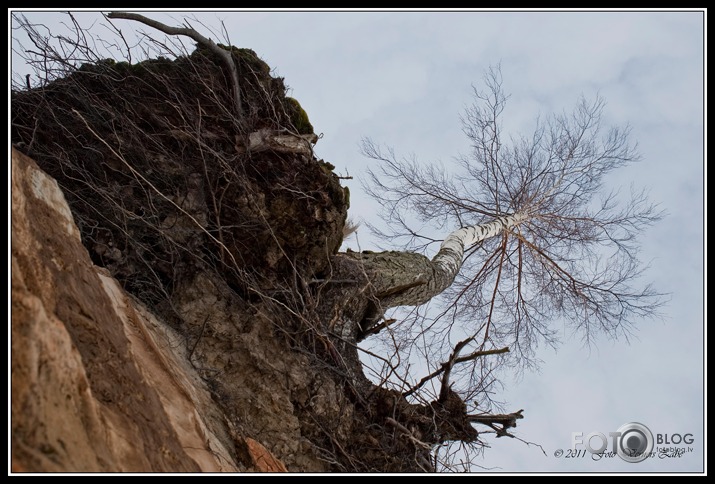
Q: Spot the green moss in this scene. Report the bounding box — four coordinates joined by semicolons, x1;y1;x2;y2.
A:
79;57;178;76
319;159;336;171
343;186;350;209
214;44;272;76
78;58;114;73
285;97;314;135
134;57;174;72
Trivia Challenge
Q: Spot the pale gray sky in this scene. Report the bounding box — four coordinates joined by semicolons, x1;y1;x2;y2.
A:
10;9;705;473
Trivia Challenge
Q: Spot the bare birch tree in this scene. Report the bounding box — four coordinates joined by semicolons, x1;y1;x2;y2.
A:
356;65;664;412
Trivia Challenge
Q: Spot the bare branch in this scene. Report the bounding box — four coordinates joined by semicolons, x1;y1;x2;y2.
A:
468;409;524;438
403;346;509;398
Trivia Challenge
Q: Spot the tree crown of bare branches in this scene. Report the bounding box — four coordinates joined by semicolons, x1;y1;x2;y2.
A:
362;66;665;380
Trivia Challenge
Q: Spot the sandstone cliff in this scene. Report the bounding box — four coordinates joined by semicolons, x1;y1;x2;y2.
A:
11;147;287;472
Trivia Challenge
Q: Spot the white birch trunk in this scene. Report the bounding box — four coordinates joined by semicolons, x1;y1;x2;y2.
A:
344;211;531;327
431;211;530;289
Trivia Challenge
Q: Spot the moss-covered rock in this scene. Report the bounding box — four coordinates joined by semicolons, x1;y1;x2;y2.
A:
226;46;272;77
285;96;314;135
343;186;351;209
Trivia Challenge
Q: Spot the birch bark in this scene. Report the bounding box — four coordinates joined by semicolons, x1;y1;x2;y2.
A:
345;211;530;318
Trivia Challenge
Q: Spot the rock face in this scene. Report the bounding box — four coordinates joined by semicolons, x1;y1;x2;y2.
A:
11;148;258;472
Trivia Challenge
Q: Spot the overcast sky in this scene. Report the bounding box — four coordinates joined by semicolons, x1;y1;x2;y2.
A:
10;9;705;474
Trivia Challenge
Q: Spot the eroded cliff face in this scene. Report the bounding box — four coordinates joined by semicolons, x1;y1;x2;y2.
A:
11;44;482;473
11;148;280;472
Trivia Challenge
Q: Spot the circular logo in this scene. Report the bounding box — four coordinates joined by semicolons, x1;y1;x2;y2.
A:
616;422;654;463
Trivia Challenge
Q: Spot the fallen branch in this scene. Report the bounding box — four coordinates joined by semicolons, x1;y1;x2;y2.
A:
468;409;524;437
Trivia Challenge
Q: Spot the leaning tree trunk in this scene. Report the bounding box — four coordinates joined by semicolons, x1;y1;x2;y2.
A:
342;211;530;337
